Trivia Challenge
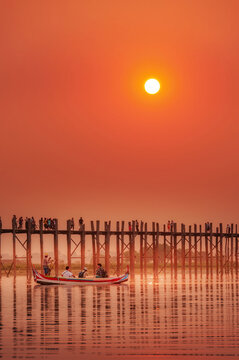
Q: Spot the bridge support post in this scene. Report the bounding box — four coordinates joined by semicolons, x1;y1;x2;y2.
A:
81;224;85;269
26;218;32;278
96;220;100;264
231;223;234;274
235;224;238;272
194;224;197;276
199;225;202;276
0;218;2;277
219;223;223;274
210;223;213;276
153;223;159;279
12;215;17;275
205;223;209;277
174;223;177;277
39;218;44;272
105;222;110;275
163;224;166;278
189;225;192;276
54;219;59;276
116;221;120;276
144;222;148;275
91;221;96;274
67;220;71;267
130;221;135;278
216;227;219;275
120;221;125;273
181;223;185;278
140;221;144;277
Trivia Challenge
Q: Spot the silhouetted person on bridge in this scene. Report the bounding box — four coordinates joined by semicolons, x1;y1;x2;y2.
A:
71;218;74;231
79;217;84;229
167;220;171;231
206;222;210;231
18;217;23;229
136;220;139;232
31;217;36;231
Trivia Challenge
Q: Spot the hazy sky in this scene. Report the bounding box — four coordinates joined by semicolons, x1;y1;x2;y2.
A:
1;0;239;227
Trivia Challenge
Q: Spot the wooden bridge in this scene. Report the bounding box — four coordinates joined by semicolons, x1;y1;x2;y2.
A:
0;216;238;277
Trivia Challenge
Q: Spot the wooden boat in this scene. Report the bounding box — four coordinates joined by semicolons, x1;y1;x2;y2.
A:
32;267;129;285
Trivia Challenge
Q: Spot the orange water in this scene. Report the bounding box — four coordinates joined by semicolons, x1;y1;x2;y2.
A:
0;273;239;359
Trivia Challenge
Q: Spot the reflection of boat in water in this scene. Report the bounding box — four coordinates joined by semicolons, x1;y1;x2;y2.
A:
32;267;129;285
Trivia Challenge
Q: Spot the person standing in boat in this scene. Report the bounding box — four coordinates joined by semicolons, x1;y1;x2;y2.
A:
62;266;75;278
43;255;52;275
96;263;107;278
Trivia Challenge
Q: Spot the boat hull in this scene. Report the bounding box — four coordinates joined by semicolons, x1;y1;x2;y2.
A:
32;268;129;285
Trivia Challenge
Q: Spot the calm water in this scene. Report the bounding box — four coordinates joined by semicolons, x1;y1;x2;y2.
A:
0;273;239;360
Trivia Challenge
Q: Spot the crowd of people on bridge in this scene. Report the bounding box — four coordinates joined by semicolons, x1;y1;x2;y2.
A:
13;216;36;231
10;215;84;231
128;220;176;232
43;218;57;230
8;216;233;236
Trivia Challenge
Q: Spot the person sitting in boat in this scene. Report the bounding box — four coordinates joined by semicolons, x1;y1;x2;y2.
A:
96;263;108;278
62;266;75;278
78;267;87;278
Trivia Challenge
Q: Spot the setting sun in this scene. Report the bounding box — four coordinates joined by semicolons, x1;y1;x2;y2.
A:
144;78;160;94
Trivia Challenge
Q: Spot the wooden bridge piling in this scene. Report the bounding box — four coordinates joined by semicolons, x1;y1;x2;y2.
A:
216;227;219;275
205;223;209;277
116;221;120;276
39;219;43;272
54;219;59;276
199;225;202;275
26;218;32;278
90;221;96;273
67;220;71;268
210;223;213;276
194;224;197;276
231;223;234;273
139;221;144;276
143;222;148;275
170;226;173;276
236;224;238;271
0;219;2;277
96;220;100;265
81;224;86;269
129;221;135;278
188;225;192;275
105;221;110;275
163;224;166;278
12;215;17;275
219;223;223;273
152;222;159;279
154;223;159;279
181;223;185;277
173;223;177;277
120;221;125;274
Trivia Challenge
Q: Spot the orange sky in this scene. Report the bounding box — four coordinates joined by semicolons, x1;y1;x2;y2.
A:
0;0;239;227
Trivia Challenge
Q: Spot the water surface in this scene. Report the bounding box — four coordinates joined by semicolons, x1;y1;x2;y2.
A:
0;273;239;359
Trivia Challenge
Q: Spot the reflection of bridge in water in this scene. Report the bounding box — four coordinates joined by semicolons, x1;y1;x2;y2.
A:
0;216;238;277
0;273;239;359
